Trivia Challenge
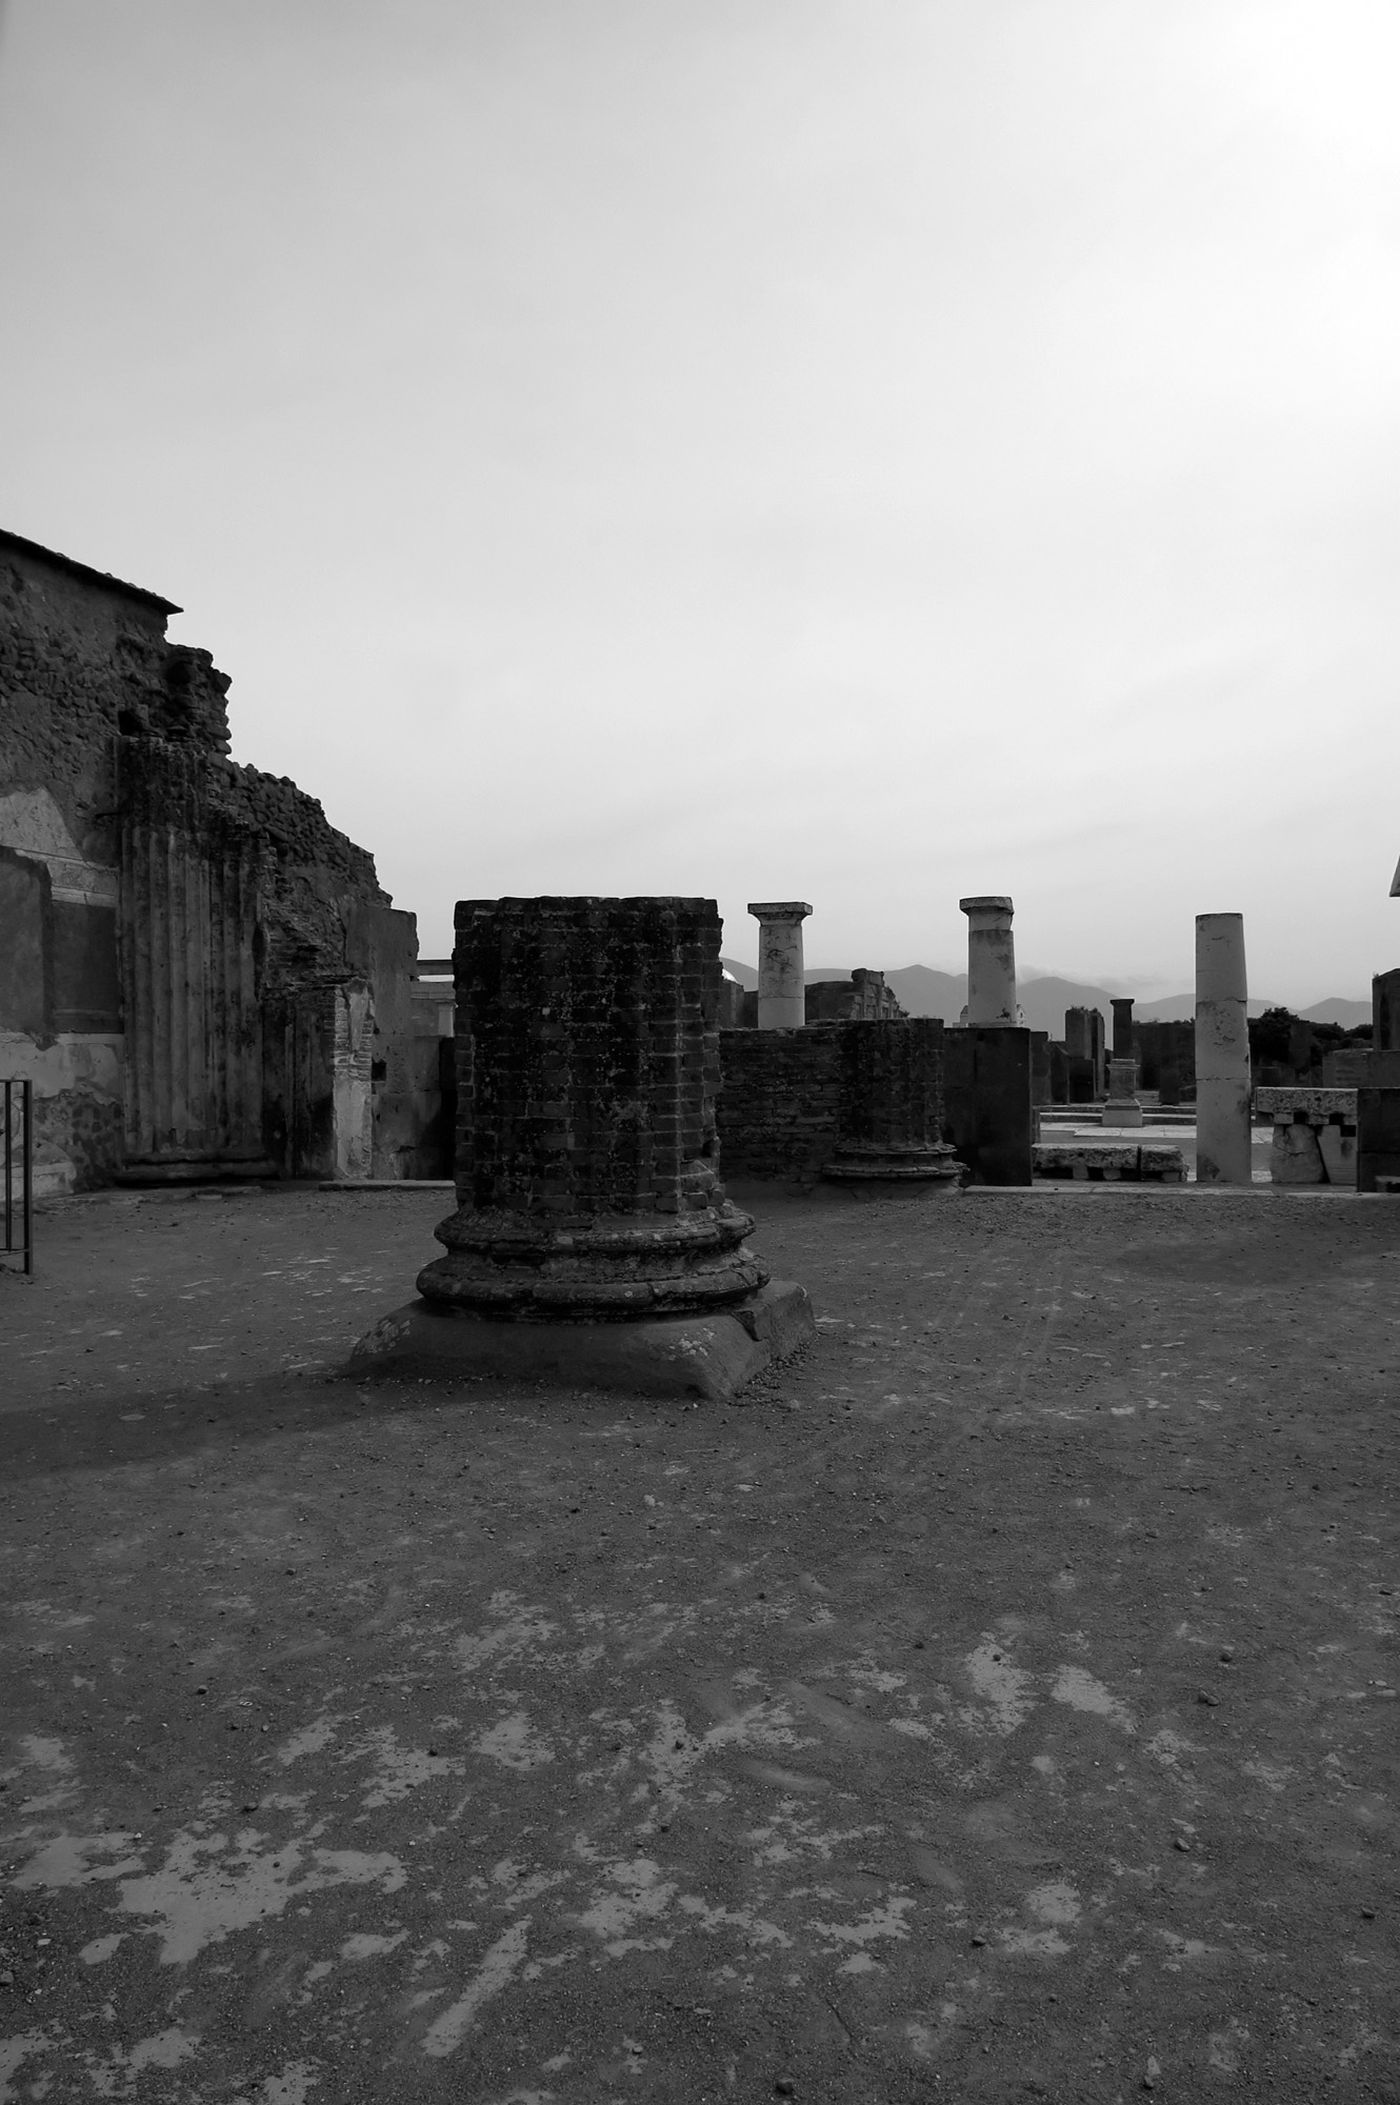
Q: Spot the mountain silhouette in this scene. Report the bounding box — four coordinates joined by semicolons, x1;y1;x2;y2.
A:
720;960;1366;1033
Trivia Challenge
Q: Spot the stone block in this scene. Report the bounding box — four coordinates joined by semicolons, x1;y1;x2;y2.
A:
1033;1141;1186;1183
349;1279;816;1402
1317;1122;1357;1187
1271;1122;1326;1185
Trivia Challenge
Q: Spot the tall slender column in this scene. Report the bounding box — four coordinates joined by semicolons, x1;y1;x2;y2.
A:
748;902;812;1029
1102;995;1143;1127
960;896;1017;1025
1195;913;1252;1184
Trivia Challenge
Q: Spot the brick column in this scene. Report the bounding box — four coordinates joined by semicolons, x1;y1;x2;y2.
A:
748;902;812;1029
354;898;815;1397
959;896;1017;1025
822;1019;964;1189
419;897;763;1315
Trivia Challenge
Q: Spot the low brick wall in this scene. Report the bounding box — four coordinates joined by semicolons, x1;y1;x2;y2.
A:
717;1027;841;1180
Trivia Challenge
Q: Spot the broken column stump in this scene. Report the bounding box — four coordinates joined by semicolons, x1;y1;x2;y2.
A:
351;896;814;1399
821;1018;964;1195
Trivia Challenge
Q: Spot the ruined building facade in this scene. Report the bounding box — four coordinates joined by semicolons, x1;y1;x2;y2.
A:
0;530;437;1192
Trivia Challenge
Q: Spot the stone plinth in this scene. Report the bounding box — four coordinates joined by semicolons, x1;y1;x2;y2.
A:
1101;997;1142;1125
1196;912;1252;1185
1034;1141;1186;1184
960;896;1017;1026
748;902;812;1030
352;896;813;1398
821;1018;964;1193
1254;1086;1358;1188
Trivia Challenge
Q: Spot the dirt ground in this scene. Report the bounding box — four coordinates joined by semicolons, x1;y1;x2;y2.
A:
2;1179;1398;2103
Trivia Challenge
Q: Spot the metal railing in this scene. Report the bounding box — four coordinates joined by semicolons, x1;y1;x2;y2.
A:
3;1079;34;1276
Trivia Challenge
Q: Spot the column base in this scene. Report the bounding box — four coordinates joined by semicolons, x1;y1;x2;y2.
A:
1099;1102;1144;1128
114;1156;275;1185
820;1145;966;1195
347;1279;816;1402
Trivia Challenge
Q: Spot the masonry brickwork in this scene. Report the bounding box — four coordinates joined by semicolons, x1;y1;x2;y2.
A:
0;529;420;1189
419;897;766;1316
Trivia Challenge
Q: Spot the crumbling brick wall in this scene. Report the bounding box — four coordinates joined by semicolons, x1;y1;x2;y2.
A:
717;1027;842;1179
0;529;417;1187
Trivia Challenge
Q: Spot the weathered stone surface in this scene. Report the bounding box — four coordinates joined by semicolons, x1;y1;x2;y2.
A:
959;896;1017;1027
1254;1087;1358;1122
1034;1142;1187;1183
350;1280;815;1401
748;902;812;1030
0;530;417;1188
805;969;905;1024
1196;913;1252;1185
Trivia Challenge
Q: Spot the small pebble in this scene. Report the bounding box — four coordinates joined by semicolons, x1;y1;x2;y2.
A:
970;1932;988;1947
775;2081;796;2098
1197;1690;1219;1706
1173;1837;1192;1853
1361;1907;1377;1921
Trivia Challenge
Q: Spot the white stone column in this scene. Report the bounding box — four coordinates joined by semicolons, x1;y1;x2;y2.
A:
959;896;1017;1026
748;902;812;1029
1195;912;1252;1184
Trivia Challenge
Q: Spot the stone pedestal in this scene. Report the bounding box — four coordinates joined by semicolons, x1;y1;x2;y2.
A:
352;896;814;1399
748;902;812;1030
959;896;1017;1026
821;1018;964;1194
1195;912;1252;1185
1101;997;1143;1125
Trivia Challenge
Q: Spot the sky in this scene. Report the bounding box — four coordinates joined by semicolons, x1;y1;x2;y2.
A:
2;0;1398;1004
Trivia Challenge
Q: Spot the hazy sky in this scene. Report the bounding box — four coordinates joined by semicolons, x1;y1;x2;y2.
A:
3;1;1398;1002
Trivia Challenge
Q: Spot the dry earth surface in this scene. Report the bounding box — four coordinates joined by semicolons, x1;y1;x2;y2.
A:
1;1180;1398;2103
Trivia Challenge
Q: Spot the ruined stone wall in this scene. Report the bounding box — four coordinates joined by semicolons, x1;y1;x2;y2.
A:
804;970;906;1024
716;1027;842;1180
0;530;417;1187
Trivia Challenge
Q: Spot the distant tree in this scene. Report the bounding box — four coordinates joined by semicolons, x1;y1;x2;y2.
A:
1249;1007;1297;1066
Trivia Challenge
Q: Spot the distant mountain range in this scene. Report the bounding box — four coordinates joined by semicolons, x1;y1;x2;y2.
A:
720;960;1371;1035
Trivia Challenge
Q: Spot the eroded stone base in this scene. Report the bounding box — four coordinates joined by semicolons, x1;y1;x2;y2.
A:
348;1279;816;1401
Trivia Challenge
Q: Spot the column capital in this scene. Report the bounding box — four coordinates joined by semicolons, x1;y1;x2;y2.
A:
959;895;1014;919
747;901;812;922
